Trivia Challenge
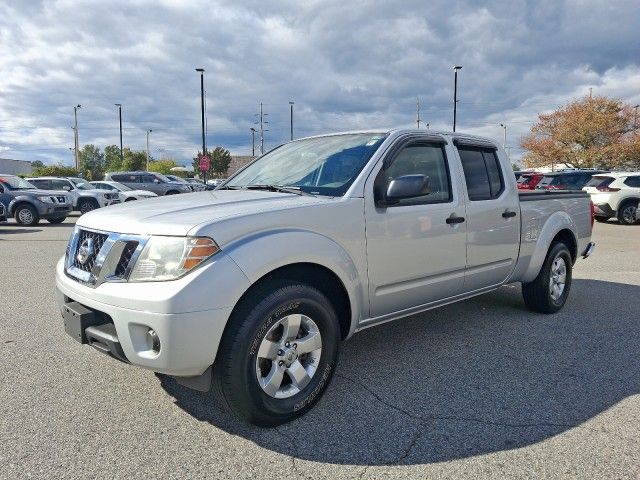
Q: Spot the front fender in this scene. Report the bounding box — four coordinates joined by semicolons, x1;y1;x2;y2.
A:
7;196;38;216
520;210;578;283
224;228;365;338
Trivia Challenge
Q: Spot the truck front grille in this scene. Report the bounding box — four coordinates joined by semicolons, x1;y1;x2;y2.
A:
115;241;139;276
72;229;109;273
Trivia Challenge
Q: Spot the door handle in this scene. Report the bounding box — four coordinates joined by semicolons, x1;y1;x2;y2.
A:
446;215;465;224
502;210;517;218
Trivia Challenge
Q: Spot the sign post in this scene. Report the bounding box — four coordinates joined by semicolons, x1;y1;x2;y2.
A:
199;155;210;183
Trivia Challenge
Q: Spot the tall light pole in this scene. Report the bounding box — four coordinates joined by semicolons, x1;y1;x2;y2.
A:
146;129;152;171
289;101;294;141
416;97;421;129
634;104;639;130
73;104;81;170
500;123;507;148
453;66;462;132
195;68;207;181
250;127;257;157
115;103;123;163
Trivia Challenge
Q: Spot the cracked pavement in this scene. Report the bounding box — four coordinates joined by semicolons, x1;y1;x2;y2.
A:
1;215;639;479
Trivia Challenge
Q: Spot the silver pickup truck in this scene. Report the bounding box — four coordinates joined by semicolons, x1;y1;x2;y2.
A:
56;129;595;426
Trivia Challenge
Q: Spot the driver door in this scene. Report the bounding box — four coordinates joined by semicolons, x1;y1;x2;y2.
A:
364;137;467;318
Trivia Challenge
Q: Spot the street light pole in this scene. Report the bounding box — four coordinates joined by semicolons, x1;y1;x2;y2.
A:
634;105;639;130
146;129;152;171
73;104;81;170
195;68;207;181
453;66;462;132
115;104;123;163
289;101;294;141
250;127;257;157
500;123;507;148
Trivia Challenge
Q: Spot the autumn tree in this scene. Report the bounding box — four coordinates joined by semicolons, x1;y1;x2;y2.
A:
521;95;640;170
148;158;179;175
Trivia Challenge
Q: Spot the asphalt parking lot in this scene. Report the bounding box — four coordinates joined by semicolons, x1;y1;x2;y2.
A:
1;214;638;479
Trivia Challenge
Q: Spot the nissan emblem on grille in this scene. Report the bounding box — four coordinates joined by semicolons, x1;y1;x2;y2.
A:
76;238;94;265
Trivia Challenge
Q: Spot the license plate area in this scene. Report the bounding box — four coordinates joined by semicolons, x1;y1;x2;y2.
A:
62;301;108;343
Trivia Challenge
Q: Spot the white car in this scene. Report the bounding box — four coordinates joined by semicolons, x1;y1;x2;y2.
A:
90;181;158;202
583;172;640;225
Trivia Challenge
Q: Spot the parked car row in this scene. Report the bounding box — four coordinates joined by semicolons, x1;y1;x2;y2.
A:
513;169;640;225
104;171;192;195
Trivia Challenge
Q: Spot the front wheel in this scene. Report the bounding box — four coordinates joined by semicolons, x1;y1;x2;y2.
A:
522;242;572;314
212;280;340;426
78;198;98;214
14;204;39;226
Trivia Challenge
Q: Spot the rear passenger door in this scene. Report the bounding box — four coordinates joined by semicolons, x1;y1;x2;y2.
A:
454;140;520;291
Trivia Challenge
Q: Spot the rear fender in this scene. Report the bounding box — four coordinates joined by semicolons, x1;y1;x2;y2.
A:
520;210;578;283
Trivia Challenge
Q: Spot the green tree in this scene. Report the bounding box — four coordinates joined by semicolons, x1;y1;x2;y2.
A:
122;148;148;171
148;158;178;175
210;146;232;176
104;144;123;172
78;144;105;180
31;160;45;169
31;164;79;177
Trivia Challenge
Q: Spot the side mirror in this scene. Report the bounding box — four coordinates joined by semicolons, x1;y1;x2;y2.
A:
379;174;430;206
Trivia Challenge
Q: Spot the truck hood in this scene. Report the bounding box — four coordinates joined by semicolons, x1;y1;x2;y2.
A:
77;190;331;236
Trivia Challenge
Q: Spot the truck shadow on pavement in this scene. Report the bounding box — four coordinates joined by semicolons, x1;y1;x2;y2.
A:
159;278;639;465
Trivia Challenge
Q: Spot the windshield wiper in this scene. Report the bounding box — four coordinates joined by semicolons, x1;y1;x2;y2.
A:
243;184;315;196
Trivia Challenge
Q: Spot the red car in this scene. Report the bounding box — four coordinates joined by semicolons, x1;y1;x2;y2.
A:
516;172;544;190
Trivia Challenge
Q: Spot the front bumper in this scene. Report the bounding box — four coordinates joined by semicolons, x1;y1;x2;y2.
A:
38;204;72;218
55;253;249;376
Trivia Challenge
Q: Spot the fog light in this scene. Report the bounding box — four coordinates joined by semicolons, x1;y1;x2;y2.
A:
146;329;161;354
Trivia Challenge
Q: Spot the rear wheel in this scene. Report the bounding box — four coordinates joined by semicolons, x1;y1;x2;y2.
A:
165;190;179;195
46;216;67;224
78;198;98;214
14;204;39;226
594;216;610;223
617;201;638;225
212;280;340;426
522;242;572;314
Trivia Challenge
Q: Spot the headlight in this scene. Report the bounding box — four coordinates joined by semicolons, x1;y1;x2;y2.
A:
37;195;55;203
129;236;220;282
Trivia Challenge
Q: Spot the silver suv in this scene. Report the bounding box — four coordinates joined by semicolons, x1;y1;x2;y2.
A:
104;171;191;195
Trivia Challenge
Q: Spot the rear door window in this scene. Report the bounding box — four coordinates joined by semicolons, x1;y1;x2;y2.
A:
457;147;504;201
51;179;71;190
29;179;50;189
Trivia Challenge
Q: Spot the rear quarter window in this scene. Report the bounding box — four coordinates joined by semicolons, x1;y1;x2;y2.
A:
623;176;640;188
585;176;614;188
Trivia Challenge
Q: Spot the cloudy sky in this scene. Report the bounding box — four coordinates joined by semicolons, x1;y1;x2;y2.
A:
1;0;639;166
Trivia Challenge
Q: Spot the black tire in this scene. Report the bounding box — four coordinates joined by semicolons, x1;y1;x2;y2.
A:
46;216;67;224
14;204;39;226
212;280;341;427
78;198;98;214
522;242;572;314
617;200;639;225
594;216;610;223
165;190;179;195
124;197;137;202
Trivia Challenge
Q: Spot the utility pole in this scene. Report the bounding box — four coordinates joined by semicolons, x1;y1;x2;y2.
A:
146;129;152;171
416;97;421;129
453;66;462;132
73;104;81;170
250;128;257;157
115;104;123;163
589;87;593;99
289;101;294;141
258;102;269;154
634;104;639;130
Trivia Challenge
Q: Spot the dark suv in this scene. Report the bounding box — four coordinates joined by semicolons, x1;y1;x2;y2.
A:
535;170;608;190
0;175;72;225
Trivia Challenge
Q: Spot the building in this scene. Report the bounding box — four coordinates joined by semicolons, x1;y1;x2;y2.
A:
0;158;33;175
227;155;254;176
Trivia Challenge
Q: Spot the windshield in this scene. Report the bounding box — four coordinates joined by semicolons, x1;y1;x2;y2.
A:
0;175;36;190
166;175;187;183
152;173;171;183
225;133;387;196
69;177;94;190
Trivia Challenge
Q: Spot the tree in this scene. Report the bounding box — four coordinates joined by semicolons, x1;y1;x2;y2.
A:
104;145;123;172
148;158;178;175
78;144;105;180
192;147;232;178
521;95;640;170
122;148;148;171
31;164;78;177
31;160;45;169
